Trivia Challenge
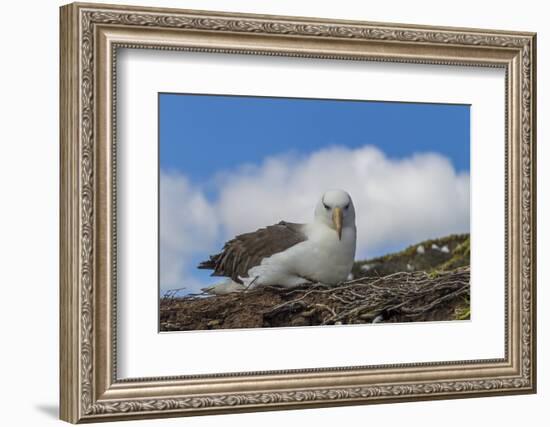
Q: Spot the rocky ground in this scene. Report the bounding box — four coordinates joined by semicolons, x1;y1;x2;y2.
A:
160;234;470;332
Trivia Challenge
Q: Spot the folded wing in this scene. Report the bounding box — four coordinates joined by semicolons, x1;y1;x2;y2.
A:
198;221;307;284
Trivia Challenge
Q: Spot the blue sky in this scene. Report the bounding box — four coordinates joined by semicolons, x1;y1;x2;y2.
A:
159;93;470;294
160;93;470;180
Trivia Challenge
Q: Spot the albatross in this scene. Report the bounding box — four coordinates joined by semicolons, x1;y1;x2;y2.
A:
198;189;357;293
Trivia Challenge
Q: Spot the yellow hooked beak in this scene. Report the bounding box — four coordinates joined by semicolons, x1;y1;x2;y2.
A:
332;207;343;240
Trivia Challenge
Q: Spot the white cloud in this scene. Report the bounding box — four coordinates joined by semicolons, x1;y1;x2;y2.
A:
216;145;469;254
160;145;470;293
160;171;219;292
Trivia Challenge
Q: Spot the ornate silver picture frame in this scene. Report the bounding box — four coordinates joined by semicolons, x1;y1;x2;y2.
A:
60;2;536;423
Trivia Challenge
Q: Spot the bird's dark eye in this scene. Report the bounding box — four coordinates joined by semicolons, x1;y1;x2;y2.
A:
323;202;330;210
344;203;350;210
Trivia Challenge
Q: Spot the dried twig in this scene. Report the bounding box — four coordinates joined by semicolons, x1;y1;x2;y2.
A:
160;267;470;330
263;267;470;325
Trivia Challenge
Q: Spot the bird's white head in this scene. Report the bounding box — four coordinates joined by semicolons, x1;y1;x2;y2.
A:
314;189;356;240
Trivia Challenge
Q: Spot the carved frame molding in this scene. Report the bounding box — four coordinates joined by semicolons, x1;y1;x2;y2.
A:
60;2;536;423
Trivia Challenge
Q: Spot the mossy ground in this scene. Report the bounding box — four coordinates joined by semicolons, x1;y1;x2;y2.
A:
351;234;470;321
161;234;471;330
352;234;470;280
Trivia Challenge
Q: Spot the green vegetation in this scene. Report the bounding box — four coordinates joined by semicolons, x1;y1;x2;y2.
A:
438;237;470;271
453;295;471;320
352;233;470;280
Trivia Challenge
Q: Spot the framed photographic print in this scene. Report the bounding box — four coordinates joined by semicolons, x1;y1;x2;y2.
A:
60;2;537;423
158;93;472;332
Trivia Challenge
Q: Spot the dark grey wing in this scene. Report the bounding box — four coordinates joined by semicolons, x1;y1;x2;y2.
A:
198;221;307;284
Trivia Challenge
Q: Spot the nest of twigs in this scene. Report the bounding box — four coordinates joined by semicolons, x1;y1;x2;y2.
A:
160;267;470;331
